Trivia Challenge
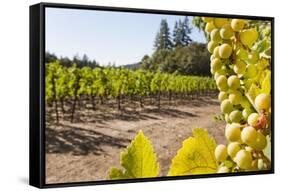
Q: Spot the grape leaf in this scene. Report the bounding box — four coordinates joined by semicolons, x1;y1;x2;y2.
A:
254;39;270;53
168;128;217;176
261;70;271;94
108;130;160;180
263;135;271;161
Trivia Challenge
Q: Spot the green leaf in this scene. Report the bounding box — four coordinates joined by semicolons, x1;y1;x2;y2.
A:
261;70;271;94
108;130;160;180
168;128;218;176
254;39;270;53
263;135;271;161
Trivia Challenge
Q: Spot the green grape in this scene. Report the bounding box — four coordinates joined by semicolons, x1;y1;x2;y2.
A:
207;41;218;53
245;64;257;78
216;75;228;91
225;123;241;141
229;110;243;123
233;60;246;75
241;126;257;144
247;51;259;64
214;18;229;28
211;29;222;42
218;91;228;102
215;144;228;162
220;24;234;39
242;108;253;120
219;43;232;59
213;46;220;58
236;47;248;61
210;54;216;61
247;113;259;126
231;19;246;31
240;28;259;47
249;132;267;151
205;22;215;33
234;149;253;169
202;17;213;23
255;93;271;111
221;99;233;114
227;142;241;159
227;75;240;90
211;58;223;71
225;114;231;123
217;166;230;173
228;90;242;105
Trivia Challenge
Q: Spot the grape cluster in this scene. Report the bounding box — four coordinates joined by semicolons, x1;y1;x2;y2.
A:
202;17;271;172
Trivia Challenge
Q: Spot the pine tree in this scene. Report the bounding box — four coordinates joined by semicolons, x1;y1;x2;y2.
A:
181;16;192;46
173;21;182;47
154;19;173;50
172;17;192;48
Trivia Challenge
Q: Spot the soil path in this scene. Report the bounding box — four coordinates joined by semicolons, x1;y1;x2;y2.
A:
46;96;226;184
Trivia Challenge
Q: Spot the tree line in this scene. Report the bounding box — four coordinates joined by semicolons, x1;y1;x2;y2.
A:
46;16;211;77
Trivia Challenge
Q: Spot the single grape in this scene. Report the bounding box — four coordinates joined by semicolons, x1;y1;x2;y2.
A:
220;24;234;39
214;18;229;28
207;41;218;53
211;29;222;42
205;22;215;33
233;60;246;75
240;28;259;47
241;126;257;145
228;90;242;105
231;19;246;31
224;114;231;123
218;91;228;102
211;58;223;71
216;75;228;91
229;110;243;123
210;54;216;61
234;149;253;169
221;99;233;114
247;113;259;126
225;123;241;141
215;144;228;162
255;93;271;111
219;43;232;59
217;166;230;173
213;46;220;58
227;75;240;90
227;142;241;159
249;131;267;151
242;108;253;120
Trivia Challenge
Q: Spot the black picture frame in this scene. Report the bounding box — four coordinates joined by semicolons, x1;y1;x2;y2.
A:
29;2;275;189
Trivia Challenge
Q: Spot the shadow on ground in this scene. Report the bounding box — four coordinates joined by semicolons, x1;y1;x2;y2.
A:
46;125;130;155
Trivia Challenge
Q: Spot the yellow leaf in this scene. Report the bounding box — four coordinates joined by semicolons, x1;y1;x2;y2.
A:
168;128;217;176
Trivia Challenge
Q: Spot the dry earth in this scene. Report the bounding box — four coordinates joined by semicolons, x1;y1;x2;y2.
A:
46;96;226;184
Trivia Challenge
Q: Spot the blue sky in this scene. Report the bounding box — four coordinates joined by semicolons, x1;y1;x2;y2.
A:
46;8;206;66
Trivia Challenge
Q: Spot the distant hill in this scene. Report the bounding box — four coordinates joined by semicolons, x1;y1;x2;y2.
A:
121;62;141;70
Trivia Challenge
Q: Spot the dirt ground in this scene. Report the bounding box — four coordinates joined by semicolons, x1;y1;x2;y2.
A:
45;96;226;184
